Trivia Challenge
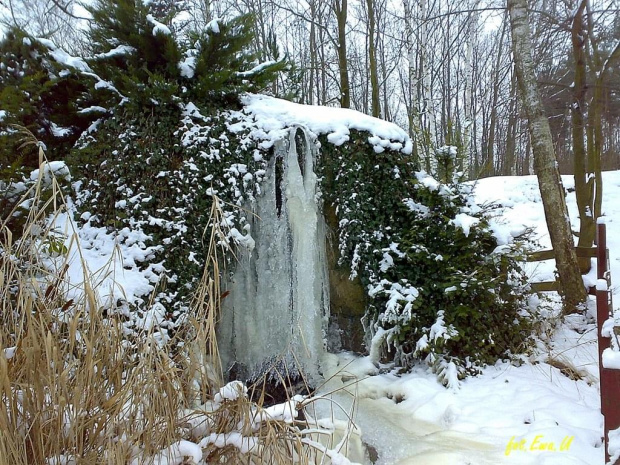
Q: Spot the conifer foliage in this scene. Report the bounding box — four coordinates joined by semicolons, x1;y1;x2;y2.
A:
84;0;182;110
185;15;287;105
0;0;287;165
0;28;93;176
0;0;287;311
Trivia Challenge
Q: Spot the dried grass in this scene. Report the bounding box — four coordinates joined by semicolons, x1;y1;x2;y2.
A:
0;129;360;465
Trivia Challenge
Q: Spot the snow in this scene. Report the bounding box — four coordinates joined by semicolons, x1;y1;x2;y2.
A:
146;14;172;36
241;94;413;154
213;381;247;403
415;170;440;191
602;348;620;369
255;397;301;424
178;55;196;78
449;212;480;237
236;60;278;77
319;349;601;464
206;18;221;34
30;161;71;184
610;426;620;464
49;212;164;308
403;198;430;217
93;45;136;59
198;431;257;454
50;122;72;137
308;170;620;464
35;38;93;73
141;440;202;465
77;106;108;115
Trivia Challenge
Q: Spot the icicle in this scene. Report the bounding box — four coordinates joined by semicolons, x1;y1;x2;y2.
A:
219;126;329;386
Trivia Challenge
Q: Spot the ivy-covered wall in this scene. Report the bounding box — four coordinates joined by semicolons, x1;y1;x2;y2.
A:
318;131;533;383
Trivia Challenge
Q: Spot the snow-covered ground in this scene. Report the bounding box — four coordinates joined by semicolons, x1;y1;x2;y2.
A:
51;168;619;464
314;172;620;465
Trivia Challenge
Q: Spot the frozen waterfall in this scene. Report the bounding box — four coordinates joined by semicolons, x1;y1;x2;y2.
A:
219;126;329;385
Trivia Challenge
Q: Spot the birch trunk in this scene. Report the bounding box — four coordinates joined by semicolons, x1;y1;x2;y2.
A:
508;0;586;313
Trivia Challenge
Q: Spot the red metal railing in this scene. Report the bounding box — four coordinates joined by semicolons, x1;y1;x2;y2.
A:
596;221;620;465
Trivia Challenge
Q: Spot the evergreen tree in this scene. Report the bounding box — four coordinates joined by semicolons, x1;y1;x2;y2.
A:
84;0;182;112
0;28;93;175
185;14;288;106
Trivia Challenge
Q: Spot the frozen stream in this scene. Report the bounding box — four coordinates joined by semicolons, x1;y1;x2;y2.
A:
312;353;505;465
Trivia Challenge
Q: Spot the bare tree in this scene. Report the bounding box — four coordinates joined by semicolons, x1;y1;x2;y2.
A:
1;0;84;52
508;0;587;313
334;0;350;108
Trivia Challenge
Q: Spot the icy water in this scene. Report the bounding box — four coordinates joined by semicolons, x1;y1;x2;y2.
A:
313;353;508;465
219;127;329;383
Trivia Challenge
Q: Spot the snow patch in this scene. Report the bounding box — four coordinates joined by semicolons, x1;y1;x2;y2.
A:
35;38;93;72
241;94;411;154
450;212;480;237
146;14;172;36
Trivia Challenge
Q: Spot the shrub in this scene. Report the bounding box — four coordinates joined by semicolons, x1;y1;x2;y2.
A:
319;131;533;384
71;106;269;312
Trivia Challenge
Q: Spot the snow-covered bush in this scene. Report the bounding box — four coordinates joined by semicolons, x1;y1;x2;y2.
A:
319;130;533;382
0;1;287;314
71;105;269;314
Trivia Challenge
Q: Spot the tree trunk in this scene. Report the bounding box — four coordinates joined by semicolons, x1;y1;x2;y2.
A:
366;0;380;117
585;2;620;242
333;0;350;108
308;0;317;105
508;0;586;313
487;16;507;178
571;0;594;273
504;70;518;176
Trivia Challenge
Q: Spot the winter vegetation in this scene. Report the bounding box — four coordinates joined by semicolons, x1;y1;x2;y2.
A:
0;0;619;464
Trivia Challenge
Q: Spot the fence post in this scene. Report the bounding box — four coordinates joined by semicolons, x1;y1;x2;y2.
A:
596;221;620;465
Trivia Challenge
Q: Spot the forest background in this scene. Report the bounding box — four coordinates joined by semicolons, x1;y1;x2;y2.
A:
1;0;619;178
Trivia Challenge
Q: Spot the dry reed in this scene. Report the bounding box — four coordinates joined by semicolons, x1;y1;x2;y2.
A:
0;129;361;465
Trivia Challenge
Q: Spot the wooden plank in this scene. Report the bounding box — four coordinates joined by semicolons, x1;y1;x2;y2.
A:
531;284;597;294
527;250;555;262
527;247;598;262
530;281;560;292
576;247;598;258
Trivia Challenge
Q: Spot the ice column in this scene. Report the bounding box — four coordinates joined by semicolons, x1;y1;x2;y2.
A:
218;127;329;384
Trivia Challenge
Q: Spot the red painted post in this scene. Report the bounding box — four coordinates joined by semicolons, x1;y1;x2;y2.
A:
596;221;620;465
598;222;607;281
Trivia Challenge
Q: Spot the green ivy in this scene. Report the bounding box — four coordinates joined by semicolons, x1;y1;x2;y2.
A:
318;131;533;381
70;104;269;315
